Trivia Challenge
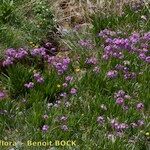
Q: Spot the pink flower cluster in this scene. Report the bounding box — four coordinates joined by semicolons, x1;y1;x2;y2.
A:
48;56;71;74
31;47;46;56
33;72;44;83
99;29;150;64
111;119;129;132
78;39;94;49
0;91;6;100
3;48;28;66
85;57;98;65
107;70;118;79
114;90;131;106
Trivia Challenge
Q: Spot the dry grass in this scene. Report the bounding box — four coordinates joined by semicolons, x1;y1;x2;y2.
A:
50;0;147;29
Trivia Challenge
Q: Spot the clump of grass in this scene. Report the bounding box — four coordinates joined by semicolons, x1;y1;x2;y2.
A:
0;0;57;53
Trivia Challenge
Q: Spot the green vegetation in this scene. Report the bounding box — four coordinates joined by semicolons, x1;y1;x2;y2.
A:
0;1;150;150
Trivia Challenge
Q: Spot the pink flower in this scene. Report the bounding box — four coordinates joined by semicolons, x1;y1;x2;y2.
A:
65;76;73;82
62;83;68;87
107;70;118;78
42;125;49;132
136;103;144;110
34;72;44;83
24;82;34;89
70;88;77;94
116;97;124;105
60;125;68;131
0;91;5;100
97;116;105;124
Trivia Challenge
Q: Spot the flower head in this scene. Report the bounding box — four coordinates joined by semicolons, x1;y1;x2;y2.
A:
42;125;49;132
3;57;14;66
60;125;68;131
97;116;105;124
65;76;73;82
136;103;144;110
62;83;68;87
116;97;124;105
70;88;77;95
24;82;34;89
0;91;6;100
34;72;44;83
107;70;118;79
59;116;68;122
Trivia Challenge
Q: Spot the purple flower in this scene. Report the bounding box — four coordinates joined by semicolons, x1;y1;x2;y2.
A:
63;57;70;64
31;47;46;57
3;57;14;66
124;72;136;80
44;42;52;49
119;123;128;130
116;97;124;105
37;77;44;83
74;24;83;30
65;76;73;82
5;48;16;57
107;70;118;79
136;103;144;110
42;125;49;132
60;125;68;131
111;120;128;132
0;91;5;100
51;47;56;52
33;72;41;78
15;48;28;59
24;82;34;89
114;90;126;98
129;32;140;43
86;57;98;65
137;120;144;126
110;119;118;127
78;39;93;49
97;116;105;124
50;57;71;74
34;72;44;83
60;116;68;122
104;45;112;52
62;83;68;87
70;88;77;95
106;38;113;43
145;56;150;63
3;48;28;66
115;64;124;71
123;105;129;111
60;92;67;97
102;54;109;60
139;53;146;60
